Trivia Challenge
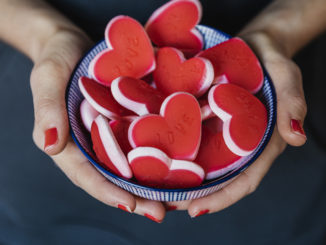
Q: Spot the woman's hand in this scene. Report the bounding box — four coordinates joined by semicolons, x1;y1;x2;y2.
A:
0;0;167;223
29;26;167;222
165;30;307;216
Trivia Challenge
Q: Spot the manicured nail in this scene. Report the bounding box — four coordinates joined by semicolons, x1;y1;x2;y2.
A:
192;209;209;218
44;128;58;150
291;119;306;137
166;205;177;212
118;204;132;213
144;213;162;223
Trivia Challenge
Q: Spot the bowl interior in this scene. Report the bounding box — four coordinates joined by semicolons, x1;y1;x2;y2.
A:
66;25;276;195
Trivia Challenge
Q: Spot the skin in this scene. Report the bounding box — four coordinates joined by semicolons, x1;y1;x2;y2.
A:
0;0;325;221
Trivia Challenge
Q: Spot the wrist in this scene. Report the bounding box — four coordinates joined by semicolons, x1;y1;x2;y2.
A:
28;10;86;62
239;0;326;58
238;10;296;59
238;30;288;63
0;0;87;62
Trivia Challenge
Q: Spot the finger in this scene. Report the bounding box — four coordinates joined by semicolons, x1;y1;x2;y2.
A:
133;197;166;223
164;200;191;211
30;56;70;155
31;31;92;155
265;58;307;146
188;129;285;217
52;139;136;212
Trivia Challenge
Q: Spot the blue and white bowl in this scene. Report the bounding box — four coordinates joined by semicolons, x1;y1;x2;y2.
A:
66;25;276;201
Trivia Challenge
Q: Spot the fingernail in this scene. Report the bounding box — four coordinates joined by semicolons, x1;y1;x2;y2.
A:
166;205;177;212
144;213;162;223
44;128;58;151
191;209;209;218
117;204;132;213
291;119;306;137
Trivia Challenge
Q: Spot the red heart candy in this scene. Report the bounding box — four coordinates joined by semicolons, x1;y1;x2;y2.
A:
208;84;267;156
111;76;165;115
164;159;204;189
128;147;204;188
153;47;214;97
89;16;155;86
109;119;133;155
80;99;100;132
145;0;203;56
129;92;202;161
91;115;132;179
198;96;215;121
79;76;133;119
199;38;264;94
195;117;242;180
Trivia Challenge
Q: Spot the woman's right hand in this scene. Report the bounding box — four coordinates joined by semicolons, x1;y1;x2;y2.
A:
30;27;166;223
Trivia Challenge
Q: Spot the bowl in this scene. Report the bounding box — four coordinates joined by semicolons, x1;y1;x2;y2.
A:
66;25;276;201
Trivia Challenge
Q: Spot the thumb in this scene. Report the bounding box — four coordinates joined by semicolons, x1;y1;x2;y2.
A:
30;30;93;155
265;57;307;146
30;57;70;155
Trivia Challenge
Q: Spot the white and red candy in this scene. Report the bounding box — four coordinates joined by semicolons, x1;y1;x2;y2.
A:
109;119;133;155
128;92;202;161
145;0;203;56
198;96;215;121
80;99;100;132
111;76;165;115
195;117;242;180
199;37;264;94
89;16;155;86
153;47;214;97
208;84;268;156
79;76;134;119
128;147;204;189
91;115;132;179
76;2;269;189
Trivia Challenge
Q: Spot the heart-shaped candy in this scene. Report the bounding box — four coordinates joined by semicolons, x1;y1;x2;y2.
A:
145;0;203;56
80;99;100;132
129;92;202;161
109;119;133;155
79;76;134;119
199;38;264;94
208;84;267;156
195;117;242;180
111;76;165;116
89;16;155;86
128;147;204;188
153;47;214;97
198;96;215;121
91;115;132;179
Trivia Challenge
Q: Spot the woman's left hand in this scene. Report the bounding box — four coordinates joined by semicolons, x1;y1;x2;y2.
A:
165;31;307;217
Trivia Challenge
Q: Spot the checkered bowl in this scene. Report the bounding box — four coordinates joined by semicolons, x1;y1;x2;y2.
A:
66;25;276;201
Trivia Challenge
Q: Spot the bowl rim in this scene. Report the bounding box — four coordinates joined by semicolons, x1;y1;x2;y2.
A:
66;25;277;193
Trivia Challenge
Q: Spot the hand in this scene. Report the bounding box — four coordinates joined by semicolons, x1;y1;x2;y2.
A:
165;31;307;217
30;28;166;222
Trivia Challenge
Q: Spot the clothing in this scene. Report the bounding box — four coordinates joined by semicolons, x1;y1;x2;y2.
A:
0;0;325;244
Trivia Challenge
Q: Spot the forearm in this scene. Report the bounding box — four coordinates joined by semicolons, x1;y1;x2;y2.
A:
240;0;326;58
0;0;82;62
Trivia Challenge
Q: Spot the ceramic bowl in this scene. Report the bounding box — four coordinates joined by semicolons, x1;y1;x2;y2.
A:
66;25;276;201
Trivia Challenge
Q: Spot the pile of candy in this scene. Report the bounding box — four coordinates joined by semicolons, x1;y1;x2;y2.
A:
78;0;267;189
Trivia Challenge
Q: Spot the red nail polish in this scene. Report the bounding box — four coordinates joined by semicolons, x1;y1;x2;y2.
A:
193;209;209;218
118;204;132;213
291;119;306;137
166;205;177;212
44;128;58;150
144;213;162;223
